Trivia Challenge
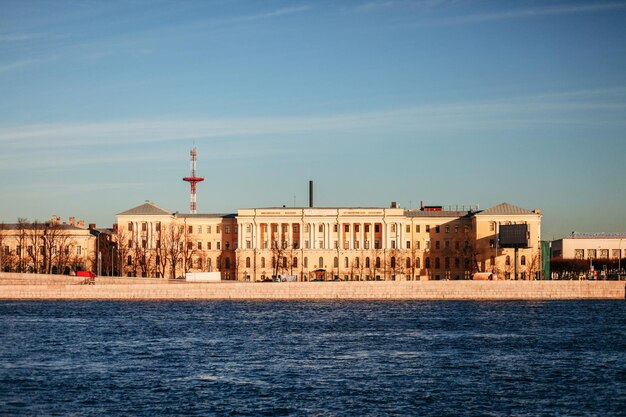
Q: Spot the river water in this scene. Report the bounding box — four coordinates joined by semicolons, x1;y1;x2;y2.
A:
0;300;624;416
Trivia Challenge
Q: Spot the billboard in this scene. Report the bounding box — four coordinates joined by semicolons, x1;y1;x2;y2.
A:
499;224;529;248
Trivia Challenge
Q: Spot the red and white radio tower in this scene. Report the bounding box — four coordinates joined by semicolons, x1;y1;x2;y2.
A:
182;147;204;214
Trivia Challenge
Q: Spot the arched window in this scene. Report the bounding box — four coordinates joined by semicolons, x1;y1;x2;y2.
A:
391;256;396;268
506;255;511;266
319;257;324;268
261;257;265;268
366;257;370;268
225;257;230;269
435;257;440;269
406;258;411;268
415;257;420;268
344;257;349;268
304;257;308;268
425;257;430;268
355;257;360;268
521;255;526;266
127;255;132;266
375;257;381;268
293;257;298;268
283;256;287;268
246;257;251;268
334;257;339;268
207;258;212;272
197;258;203;269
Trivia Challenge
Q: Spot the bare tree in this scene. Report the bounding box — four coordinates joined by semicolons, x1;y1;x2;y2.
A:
27;221;45;273
163;221;185;279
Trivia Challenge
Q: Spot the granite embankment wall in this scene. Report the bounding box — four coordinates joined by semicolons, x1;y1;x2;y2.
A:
1;273;624;300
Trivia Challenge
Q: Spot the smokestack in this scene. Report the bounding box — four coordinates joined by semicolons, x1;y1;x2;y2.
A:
309;180;314;208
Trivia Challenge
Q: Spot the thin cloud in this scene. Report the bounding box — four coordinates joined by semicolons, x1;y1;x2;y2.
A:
0;58;42;74
0;87;624;148
227;5;312;24
435;2;626;24
0;32;45;42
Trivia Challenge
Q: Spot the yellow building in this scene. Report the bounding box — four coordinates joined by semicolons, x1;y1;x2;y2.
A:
116;201;237;279
0;216;96;275
236;202;542;281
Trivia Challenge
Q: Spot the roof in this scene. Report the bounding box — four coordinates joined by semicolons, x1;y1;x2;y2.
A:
405;210;471;218
1;223;86;231
177;213;236;219
475;202;535;216
117;201;173;216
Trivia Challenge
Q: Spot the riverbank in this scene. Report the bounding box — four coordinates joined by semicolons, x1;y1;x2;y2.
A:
1;273;623;300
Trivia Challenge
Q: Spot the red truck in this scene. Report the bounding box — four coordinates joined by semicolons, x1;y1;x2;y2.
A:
77;271;96;285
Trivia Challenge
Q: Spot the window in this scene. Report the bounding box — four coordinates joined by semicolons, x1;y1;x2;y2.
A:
364;240;370;249
188;225;193;234
374;240;380;249
272;224;278;233
208;242;211;250
293;224;299;233
435;257;441;269
355;257;360;268
365;225;370;233
366;257;370;268
425;257;430;268
142;223;147;232
156;222;161;232
197;258;203;269
489;239;495;248
435;241;440;250
319;224;324;233
128;240;133;249
573;249;583;259
613;249;621;259
406;258;411;268
344;241;349;249
406;241;411;249
445;226;450;233
391;240;396;249
318;257;324;268
355;225;360;232
390;257;396;268
127;255;132;266
304;257;308;268
225;242;230;250
198;226;203;234
415;257;420;268
425;225;430;232
246;240;251;249
600;249;609;259
76;246;81;255
344;224;350;232
261;257;266;268
198;241;203;250
455;258;460;268
334;224;338;232
216;225;220;234
128;222;133;232
142;240;147;249
435;225;440;233
344;257;349;268
445;240;450;249
455;225;459;233
587;249;596;259
416;225;420;233
391;224;396;233
225;258;230;269
375;225;380;233
319;240;325;249
521;255;526;266
216;242;221;250
283;257;287;268
416;241;420;249
445;257;450;269
406;225;411;233
225;226;230;234
305;240;310;249
375;257;381;268
293;257;298;268
246;224;251;233
354;241;360;249
425;240;431;250
506;255;511;266
234;226;238;234
490;223;495;231
207;226;211;234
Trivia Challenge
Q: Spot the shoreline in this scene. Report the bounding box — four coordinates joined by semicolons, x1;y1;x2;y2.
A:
1;273;624;300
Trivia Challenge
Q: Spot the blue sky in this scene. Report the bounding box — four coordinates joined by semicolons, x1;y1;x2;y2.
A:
1;0;625;239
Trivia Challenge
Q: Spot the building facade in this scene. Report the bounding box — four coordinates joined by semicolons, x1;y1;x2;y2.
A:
113;201;543;281
551;233;626;261
0;217;96;274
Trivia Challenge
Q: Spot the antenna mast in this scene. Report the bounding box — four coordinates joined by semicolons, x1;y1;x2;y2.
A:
182;147;204;214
